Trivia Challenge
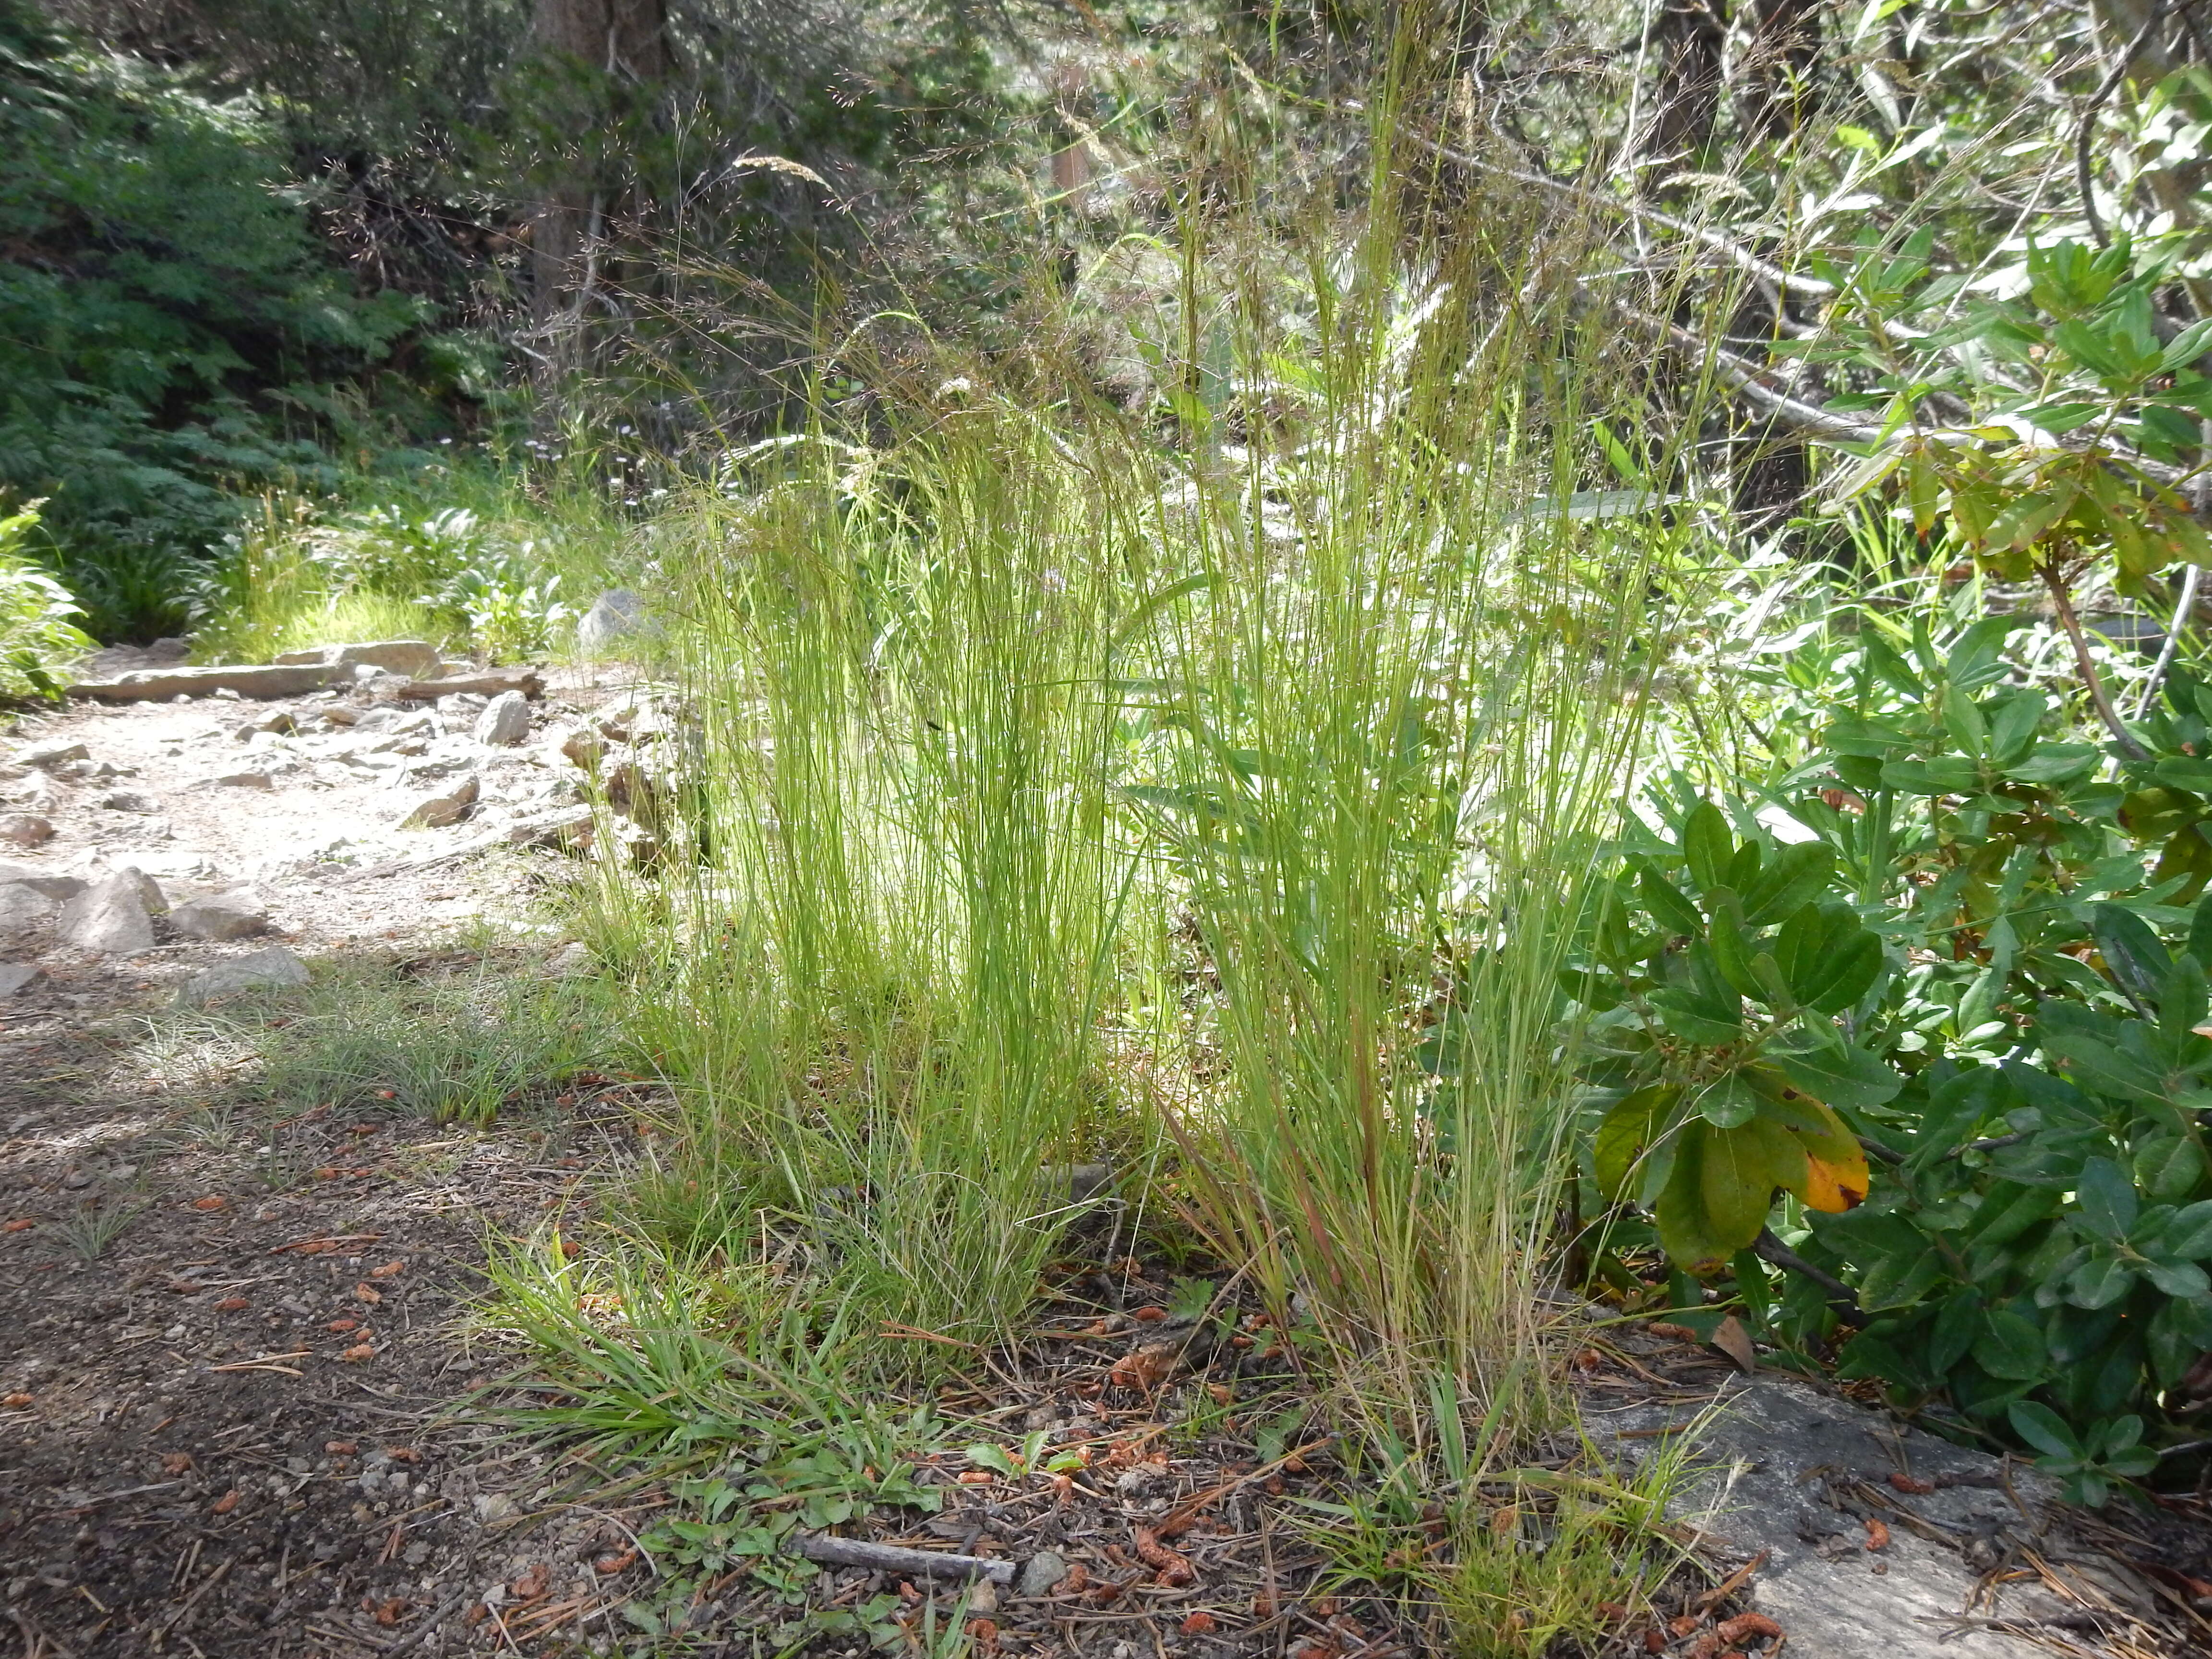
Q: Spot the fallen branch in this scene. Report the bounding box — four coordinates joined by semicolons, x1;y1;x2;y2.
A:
783;1534;1017;1587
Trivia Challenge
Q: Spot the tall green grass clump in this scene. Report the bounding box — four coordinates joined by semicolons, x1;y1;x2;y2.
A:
574;22;1756;1460
598;403;1145;1349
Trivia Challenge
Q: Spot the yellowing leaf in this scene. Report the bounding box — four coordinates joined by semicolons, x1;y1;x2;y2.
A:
1801;1147;1869;1213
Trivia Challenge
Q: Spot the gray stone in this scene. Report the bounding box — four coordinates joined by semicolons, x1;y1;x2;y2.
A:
576;589;652;652
1594;1371;2059;1659
404;777;481;829
1014;1551;1068;1599
118;867;169;913
17;742;88;769
0;883;57;936
0;962;45;996
97;790;157;813
178;945;310;1004
0;863;85;900
68;663;342;702
213;770;275;790
169;890;270;941
475;691;532;746
0;815;53;847
272;639;441;678
56;869;160;953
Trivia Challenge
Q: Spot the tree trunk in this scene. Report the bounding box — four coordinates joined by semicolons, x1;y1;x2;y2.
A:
528;0;668;327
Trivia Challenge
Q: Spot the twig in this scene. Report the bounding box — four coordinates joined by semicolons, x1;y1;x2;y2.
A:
149;1558;232;1646
783;1534;1017;1586
2041;561;2149;759
11;1607;72;1659
1752;1229;1864;1327
2078;0;2170;248
2133;562;2200;718
1402;131;1836;299
376;1592;472;1659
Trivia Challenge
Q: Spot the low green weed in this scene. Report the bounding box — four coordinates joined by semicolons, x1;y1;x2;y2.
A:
0;504;93;697
481;1233;958;1649
241;954;616;1122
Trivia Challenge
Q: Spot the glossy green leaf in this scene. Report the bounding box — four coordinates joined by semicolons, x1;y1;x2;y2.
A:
1772;1041;1903;1109
1680;803;1733;896
2008;1400;2080;1460
2076;1157;2139;1240
1974;1307;2051;1381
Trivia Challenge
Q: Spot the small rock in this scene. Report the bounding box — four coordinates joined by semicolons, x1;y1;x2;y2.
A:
16;742;88;770
0;884;57;936
475;692;532;747
505;807;594;852
57;869;161;954
473;1492;517;1525
178;945;310;1004
404;777;481;829
436;693;487;719
169;890;270;941
545;941;593;977
559;727;605;770
576;589;652;653
98;790;157;813
214;771;275;790
1015;1551;1069;1599
0;815;54;846
0;963;45;996
350;707;403;734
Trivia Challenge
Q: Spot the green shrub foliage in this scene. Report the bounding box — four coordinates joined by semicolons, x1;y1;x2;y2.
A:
1579;614;2212;1501
0;1;430;637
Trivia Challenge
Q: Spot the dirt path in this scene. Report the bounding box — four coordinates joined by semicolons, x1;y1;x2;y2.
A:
0;661;647;1658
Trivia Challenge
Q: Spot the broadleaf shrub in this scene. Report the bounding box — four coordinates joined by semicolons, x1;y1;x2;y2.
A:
1578;611;2212;1501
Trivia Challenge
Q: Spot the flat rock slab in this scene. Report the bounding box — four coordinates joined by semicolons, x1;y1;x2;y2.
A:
395;668;543;702
272;639;441;677
1593;1372;2058;1659
68;664;340;701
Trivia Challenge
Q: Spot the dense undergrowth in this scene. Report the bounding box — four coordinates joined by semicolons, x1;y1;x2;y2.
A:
28;0;2212;1650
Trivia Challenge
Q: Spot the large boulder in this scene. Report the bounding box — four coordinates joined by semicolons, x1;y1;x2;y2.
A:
56;868;162;953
